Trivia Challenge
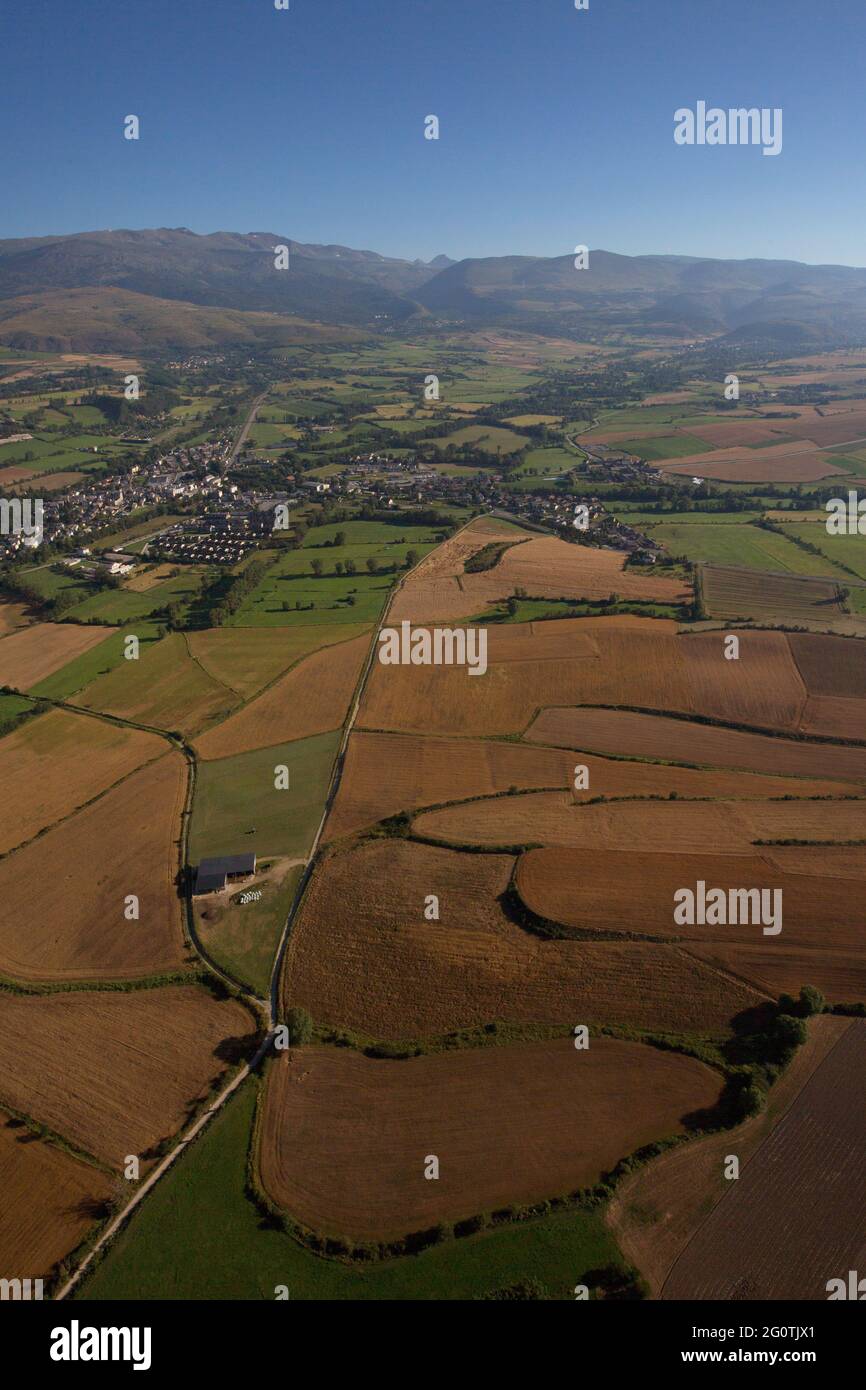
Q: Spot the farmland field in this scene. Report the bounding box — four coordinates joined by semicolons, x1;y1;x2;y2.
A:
360;617;809;737
194;631;369;759
661;1020;866;1300
525;706;866;782
0;986;258;1168
0;708;166;854
189;730;340;863
608;1015;852;1296
416;792;866;856
187;623;368;698
78;1078;624;1301
0;1114;113;1281
702;565;850;627
514;844;865;962
72;632;240;735
259;1039;722;1241
651;521;851;578
0;752;190;982
283;837;764;1039
0;621;117;691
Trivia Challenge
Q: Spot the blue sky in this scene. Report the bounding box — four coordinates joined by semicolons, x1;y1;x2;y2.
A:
2;0;865;266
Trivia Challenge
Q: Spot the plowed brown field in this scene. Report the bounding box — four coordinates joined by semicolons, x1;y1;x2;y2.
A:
282;839;765;1039
607;1016;852;1296
526;706;866;783
195;632;369;759
0;709;166;855
0;1115;113;1279
661;1020;866;1299
0;986;258;1168
259;1039;723;1241
789;633;866;699
0;752;189;982
388;521;530;623
515;846;865;957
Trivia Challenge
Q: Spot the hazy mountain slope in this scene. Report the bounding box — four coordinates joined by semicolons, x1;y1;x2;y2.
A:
2;229;866;345
0;229;433;325
0;287;365;353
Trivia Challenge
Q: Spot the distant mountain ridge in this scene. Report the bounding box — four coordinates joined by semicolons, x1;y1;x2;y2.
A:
1;228;865;350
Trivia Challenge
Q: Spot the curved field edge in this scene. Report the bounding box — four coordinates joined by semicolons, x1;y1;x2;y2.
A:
253;1037;723;1246
75;1076;628;1302
606;1014;851;1297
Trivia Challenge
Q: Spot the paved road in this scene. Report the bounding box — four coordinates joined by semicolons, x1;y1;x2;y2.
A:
229;390;269;462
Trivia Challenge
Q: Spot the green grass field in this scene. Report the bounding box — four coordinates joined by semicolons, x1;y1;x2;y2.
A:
778;521;866;581
195;862;302;995
28;623;164;700
188;730;340;863
649;521;852;579
228;522;438;627
425;424;529;455
77;1078;622;1301
612;433;714;461
63;567;208;624
0;692;39;736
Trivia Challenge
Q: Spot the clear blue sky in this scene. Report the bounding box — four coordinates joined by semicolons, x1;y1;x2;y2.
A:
2;0;865;266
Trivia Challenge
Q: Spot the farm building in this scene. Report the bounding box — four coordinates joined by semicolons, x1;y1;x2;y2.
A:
194;853;257;896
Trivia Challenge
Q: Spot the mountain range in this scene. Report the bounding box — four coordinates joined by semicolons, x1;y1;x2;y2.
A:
1;227;866;352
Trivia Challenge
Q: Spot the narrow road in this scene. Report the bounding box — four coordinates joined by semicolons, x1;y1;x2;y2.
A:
55;523;471;1301
229;390;269;463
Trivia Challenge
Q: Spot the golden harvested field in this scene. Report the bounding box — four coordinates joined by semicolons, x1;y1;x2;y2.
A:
0;1114;113;1279
515;846;865;955
0;709;165;855
188;622;369;700
73;632;239;735
416;792;866;855
388;520;534;623
390;532;688;623
661;1020;866;1300
324;732;576;840
282;839;765;1039
0;622;116;691
123;563;177;592
0;752;189;982
608;1016;852;1296
0;599;32;636
195;631;370;760
259;1039;722;1241
0;986;258;1168
360;618;808;738
526;705;866;783
323;730;840;841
